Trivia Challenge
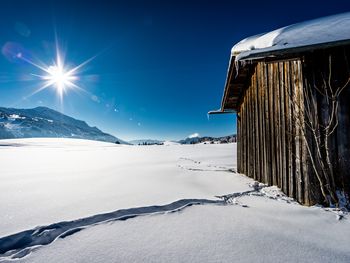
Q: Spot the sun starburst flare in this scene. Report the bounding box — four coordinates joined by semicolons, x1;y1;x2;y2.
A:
16;41;99;104
40;61;78;99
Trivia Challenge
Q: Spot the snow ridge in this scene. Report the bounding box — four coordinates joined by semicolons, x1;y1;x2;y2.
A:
0;199;223;261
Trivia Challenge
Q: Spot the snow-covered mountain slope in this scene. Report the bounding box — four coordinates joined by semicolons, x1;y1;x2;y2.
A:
0;106;126;144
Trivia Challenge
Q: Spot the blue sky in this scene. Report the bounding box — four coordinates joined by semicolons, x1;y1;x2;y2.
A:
0;0;349;141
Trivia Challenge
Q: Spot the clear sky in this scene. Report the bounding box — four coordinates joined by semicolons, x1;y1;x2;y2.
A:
0;0;349;141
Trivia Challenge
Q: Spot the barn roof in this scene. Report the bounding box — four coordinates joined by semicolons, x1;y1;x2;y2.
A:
214;12;350;112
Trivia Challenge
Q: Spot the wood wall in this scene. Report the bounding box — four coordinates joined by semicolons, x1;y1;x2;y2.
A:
302;48;350;202
237;59;315;205
237;47;350;206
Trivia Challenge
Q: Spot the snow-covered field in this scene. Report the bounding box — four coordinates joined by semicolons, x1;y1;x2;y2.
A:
0;138;349;262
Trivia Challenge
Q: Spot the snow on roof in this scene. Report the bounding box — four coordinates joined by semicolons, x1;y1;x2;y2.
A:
232;12;350;61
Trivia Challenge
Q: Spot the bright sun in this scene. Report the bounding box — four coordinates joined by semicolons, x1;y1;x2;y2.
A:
16;41;98;103
44;64;77;96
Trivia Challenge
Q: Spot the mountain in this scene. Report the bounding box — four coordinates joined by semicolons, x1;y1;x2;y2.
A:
129;139;164;145
0;106;126;144
178;134;237;144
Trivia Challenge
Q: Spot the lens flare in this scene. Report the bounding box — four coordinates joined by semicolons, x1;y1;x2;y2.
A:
30;47;84;102
41;61;78;99
16;40;99;104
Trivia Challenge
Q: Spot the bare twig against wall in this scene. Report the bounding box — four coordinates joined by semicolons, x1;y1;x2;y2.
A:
290;55;350;206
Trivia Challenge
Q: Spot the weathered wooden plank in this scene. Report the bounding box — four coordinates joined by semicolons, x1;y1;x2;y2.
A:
262;63;268;185
245;91;249;176
241;100;245;175
251;81;255;179
242;93;246;175
281;62;288;195
255;66;261;182
247;86;251;178
265;63;272;185
269;63;276;185
296;60;304;204
287;61;295;199
243;99;247;175
239;102;243;174
251;84;254;179
294;60;300;202
240;109;243;174
256;63;263;183
290;60;301;203
250;81;255;179
275;63;281;188
237;110;241;173
252;71;261;180
297;60;310;205
249;82;254;179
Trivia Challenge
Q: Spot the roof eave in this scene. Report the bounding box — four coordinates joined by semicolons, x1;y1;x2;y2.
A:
221;56;237;111
219;39;350;113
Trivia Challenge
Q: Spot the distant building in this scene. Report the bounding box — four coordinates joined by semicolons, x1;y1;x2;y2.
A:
212;13;350;206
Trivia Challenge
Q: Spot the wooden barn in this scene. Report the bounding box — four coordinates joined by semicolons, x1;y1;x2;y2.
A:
212;12;350;207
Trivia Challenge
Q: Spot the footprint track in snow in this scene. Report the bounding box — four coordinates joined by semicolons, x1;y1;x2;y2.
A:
177;157;237;173
0;199;224;261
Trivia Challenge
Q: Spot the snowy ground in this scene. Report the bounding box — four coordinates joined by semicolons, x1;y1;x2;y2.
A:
0;138;349;262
